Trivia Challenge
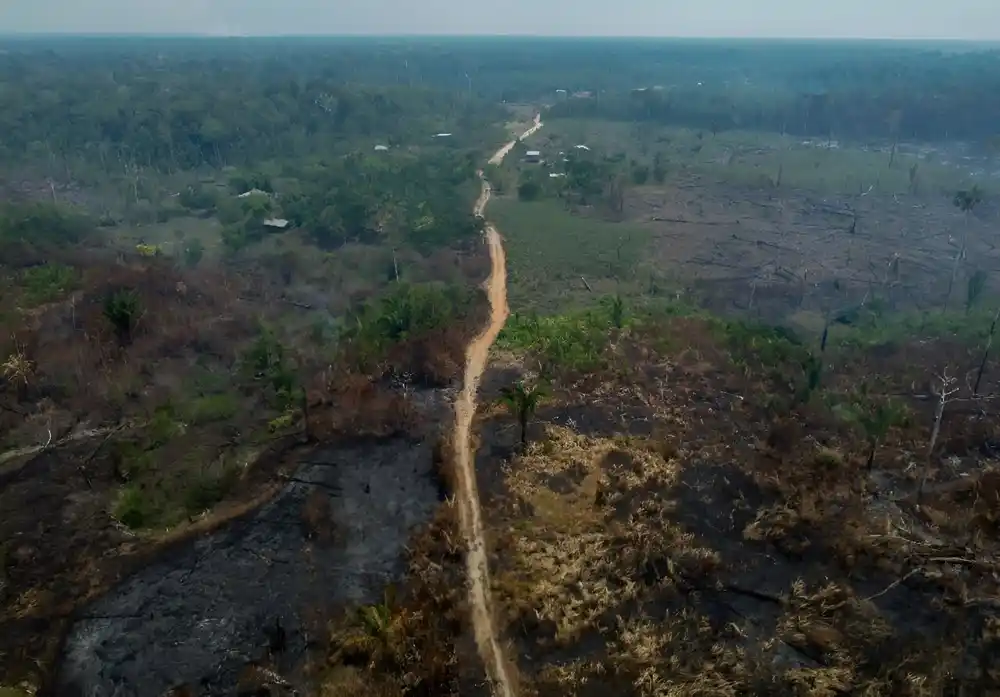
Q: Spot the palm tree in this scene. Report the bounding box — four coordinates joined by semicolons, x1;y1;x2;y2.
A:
605;294;627;329
103;289;142;346
499;379;547;448
1;344;33;402
854;396;906;471
973;306;1000;396
945;186;983;308
345;586;405;669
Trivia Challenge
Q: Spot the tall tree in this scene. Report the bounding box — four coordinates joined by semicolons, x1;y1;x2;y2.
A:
498;379;548;448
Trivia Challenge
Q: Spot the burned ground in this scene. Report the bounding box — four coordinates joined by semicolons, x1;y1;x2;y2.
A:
479;313;1000;696
0;226;492;695
55;438;440;697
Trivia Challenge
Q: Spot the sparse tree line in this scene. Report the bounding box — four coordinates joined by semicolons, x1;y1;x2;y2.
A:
514;144;661;218
492;283;1000;507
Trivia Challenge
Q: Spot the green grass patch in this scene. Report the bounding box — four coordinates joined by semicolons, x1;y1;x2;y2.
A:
498;308;610;374
498;295;708;373
147;404;186;447
830;306;997;350
17;263;78;306
184;393;241;424
111;447;243;530
182;463;242;514
489;198;653;312
715;319;811;369
113;484;152;529
111;216;224;262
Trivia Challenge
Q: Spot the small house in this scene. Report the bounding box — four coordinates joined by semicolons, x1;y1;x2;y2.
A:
263;218;290;230
524;150;542;163
433;133;453;138
374;144;389;151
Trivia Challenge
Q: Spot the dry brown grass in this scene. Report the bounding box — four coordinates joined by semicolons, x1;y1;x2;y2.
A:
493;426;745;695
479;312;1000;696
313;372;417;439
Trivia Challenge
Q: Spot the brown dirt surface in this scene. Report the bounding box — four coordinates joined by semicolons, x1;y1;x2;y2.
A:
622;176;1000;323
450;113;543;697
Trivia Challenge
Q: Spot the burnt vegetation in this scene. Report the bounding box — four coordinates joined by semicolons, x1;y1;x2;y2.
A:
2;34;1000;697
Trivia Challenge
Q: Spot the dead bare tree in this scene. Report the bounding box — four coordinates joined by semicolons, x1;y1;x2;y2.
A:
973;306;1000;396
920;367;960;496
886;109;902;168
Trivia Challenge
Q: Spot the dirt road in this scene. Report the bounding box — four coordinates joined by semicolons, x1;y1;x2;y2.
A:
454;113;542;697
487;113;543;167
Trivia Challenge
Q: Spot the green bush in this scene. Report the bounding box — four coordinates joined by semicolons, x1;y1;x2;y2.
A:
183;467;239;514
517;181;541;201
103;288;143;346
717;320;809;369
114;485;150;530
148;405;184;446
19;263;77;306
185;393;240;424
178;185;218;211
498;308;611;374
339;282;477;366
0;202;92;246
242;327;299;409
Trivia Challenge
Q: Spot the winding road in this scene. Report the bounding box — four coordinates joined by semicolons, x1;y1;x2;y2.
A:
454;113;542;697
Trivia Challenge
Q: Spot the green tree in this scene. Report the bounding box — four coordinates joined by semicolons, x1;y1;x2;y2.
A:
837;387;906;471
945;186;983;308
183;238;205;268
103;289;142;346
966;269;988;314
517;180;541;201
498;379;548;448
651;153;667;184
603;294;627;329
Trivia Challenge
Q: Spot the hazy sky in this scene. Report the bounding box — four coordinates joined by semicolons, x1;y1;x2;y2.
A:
2;0;998;41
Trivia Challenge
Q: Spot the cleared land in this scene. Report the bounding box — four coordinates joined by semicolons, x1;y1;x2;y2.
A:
497;118;1000;327
469;115;1000;696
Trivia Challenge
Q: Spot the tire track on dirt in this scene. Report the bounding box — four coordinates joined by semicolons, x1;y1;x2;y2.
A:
455;114;542;697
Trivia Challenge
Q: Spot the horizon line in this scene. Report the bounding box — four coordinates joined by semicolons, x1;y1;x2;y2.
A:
1;32;998;43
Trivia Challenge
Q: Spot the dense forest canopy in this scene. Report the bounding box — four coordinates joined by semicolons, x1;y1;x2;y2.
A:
2;35;999;170
0;37;508;172
546;47;1000;143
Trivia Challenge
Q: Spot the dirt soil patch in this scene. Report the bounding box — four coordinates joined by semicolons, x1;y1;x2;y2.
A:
630;176;1000;323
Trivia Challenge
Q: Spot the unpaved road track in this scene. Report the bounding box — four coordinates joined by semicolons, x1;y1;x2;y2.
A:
455;113;542;697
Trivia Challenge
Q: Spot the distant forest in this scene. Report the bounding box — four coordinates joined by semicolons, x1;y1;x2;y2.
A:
0;37;509;172
0;36;998;169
